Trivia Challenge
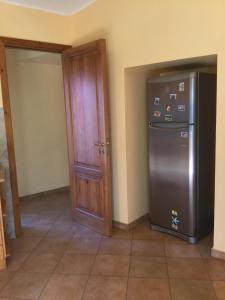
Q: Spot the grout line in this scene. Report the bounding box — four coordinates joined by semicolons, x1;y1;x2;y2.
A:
80;234;103;300
12;196;72;300
125;238;132;300
10;195;217;299
37;251;66;299
35;211;72;299
164;239;173;300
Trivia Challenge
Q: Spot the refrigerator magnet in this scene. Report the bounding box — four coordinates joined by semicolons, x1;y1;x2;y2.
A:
169;93;177;100
154;97;160;105
178;104;185;111
181;131;188;138
166;105;171;112
153;111;161;117
165;115;172;121
179;82;185;91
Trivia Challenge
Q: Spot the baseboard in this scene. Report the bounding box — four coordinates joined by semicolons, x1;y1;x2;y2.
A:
211;248;225;260
113;213;150;231
20;186;70;201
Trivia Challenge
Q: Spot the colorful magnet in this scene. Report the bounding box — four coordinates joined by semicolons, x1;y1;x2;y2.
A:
165;115;172;121
178;104;185;111
154;111;161;118
181;131;188;138
166;105;171;112
172;224;178;230
172;210;178;216
179;82;185;91
154;97;160;105
170;94;177;100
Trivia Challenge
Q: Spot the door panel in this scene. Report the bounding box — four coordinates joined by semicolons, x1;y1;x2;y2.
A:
70;52;100;166
76;170;103;218
62;40;112;235
149;124;196;236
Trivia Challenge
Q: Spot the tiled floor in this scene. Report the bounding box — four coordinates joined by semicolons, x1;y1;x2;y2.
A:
0;190;224;299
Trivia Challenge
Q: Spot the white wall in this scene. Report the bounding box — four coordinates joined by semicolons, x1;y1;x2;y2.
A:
6;49;69;197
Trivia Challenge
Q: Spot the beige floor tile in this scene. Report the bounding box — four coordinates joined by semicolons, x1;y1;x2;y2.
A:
167;257;209;280
199;234;213;247
73;225;102;239
14;191;216;300
132;222;164;240
91;255;130;277
34;238;70;254
40;274;88;300
130;256;168;278
198;244;212;258
10;237;42;254
6;253;30;271
0;270;15;291
112;228;132;240
45;224;75;239
32;212;60;225
54;217;78;227
21;214;40;226
22;224;52;237
132;240;165;257
212;281;225;300
55;253;95;275
0;272;50;299
99;238;131;255
66;236;101;254
83;276;127;300
162;233;188;243
19;252;62;273
55;212;78;224
165;242;201;258
127;278;170;300
170;279;217;300
204;258;225;280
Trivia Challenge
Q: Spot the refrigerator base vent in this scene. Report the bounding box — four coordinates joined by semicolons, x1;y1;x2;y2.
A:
151;224;198;244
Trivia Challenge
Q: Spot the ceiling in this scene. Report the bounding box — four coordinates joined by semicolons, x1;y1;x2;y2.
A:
0;0;95;15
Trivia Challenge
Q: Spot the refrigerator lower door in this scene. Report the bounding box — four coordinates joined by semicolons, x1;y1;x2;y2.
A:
149;124;196;236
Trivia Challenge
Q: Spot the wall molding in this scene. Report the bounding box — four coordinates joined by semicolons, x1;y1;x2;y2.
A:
113;213;149;231
211;248;225;260
20;186;70;201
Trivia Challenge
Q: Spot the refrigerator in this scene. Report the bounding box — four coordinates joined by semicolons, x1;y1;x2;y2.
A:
148;71;216;243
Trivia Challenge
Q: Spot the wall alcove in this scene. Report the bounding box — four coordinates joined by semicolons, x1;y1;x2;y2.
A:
124;54;217;224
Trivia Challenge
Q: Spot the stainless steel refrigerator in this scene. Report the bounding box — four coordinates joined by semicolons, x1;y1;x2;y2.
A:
148;71;216;243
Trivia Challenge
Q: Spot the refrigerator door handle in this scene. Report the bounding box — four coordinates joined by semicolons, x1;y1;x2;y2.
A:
149;123;190;130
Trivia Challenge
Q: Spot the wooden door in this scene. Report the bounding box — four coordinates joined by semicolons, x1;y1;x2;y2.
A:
62;39;112;235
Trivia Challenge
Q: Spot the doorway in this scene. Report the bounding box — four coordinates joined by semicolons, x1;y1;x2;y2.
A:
0;38;71;237
5;47;70;237
0;37;113;242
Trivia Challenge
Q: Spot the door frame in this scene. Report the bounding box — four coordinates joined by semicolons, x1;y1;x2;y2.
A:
0;37;71;237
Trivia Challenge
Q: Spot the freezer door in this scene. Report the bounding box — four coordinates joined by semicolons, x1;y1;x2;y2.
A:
148;72;197;124
149;124;196;236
